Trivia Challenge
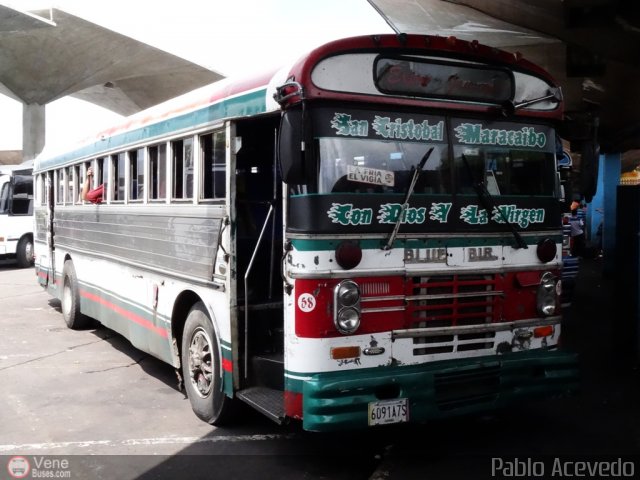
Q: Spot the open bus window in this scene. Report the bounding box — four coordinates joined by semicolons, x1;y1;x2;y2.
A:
74;166;81;204
56;170;64;205
65;166;74;204
317;137;450;194
112;153;125;201
149;144;167;200
454;147;556;196
172;138;194;200
95;158;105;186
36;174;45;206
200;130;226;200
129;148;145;201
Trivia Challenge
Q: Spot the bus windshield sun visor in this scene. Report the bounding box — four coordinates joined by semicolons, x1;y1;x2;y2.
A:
383;147;434;250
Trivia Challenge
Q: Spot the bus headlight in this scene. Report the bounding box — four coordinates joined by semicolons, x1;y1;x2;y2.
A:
334;280;361;334
537;272;558;316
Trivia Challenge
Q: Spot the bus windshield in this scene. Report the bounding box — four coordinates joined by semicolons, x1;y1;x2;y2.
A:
0;180;9;214
454;146;556;197
318;138;450;194
314;110;557;198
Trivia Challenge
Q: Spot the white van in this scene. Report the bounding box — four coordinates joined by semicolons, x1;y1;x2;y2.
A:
0;164;34;267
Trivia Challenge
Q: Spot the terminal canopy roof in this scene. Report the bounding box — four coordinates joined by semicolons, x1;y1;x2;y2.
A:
0;5;223;115
369;0;640;152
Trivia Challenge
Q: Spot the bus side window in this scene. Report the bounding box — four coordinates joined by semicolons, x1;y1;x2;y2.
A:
130;148;145;201
171;138;194;200
74;165;81;204
112;153;125;201
56;170;64;205
66;166;74;204
96;158;105;186
149;144;167;200
200;130;226;199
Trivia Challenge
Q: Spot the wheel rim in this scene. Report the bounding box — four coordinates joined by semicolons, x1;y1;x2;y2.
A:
25;241;33;262
62;280;72;318
188;327;214;398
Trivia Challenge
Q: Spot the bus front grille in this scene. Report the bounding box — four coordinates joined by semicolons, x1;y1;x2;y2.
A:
406;274;501;356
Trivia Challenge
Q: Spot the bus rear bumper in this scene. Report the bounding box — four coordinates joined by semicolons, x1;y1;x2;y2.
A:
301;349;578;432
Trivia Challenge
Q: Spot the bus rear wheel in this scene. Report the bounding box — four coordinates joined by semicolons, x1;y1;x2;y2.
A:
181;302;236;425
62;260;90;329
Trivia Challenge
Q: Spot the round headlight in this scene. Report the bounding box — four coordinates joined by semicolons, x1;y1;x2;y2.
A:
540;272;556;292
337;281;360;307
539;296;556;316
537;272;558;316
336;307;360;334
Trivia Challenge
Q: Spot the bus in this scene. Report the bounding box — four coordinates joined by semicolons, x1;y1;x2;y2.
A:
33;34;578;431
0;164;34;268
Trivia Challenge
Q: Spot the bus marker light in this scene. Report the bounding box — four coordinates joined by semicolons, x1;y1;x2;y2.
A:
534;325;554;338
335;241;362;270
331;346;361;360
536;238;557;263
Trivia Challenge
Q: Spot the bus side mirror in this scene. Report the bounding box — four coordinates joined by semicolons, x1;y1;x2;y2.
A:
278;109;305;184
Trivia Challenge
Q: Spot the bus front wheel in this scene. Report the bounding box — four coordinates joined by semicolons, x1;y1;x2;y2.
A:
181;302;235;425
62;260;89;329
16;235;34;268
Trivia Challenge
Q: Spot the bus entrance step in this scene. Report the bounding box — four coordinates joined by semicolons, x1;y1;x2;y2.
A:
236;387;285;424
252;354;284;390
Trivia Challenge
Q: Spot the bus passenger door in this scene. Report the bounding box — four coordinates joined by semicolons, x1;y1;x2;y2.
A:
232;116;285;419
42;172;56;289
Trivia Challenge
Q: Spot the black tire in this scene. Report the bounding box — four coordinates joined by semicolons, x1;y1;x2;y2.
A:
15;235;34;268
61;260;89;329
181;301;236;425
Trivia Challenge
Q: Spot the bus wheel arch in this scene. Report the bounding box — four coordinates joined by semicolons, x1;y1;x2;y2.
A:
170;290;201;368
15;233;34;268
178;299;236;425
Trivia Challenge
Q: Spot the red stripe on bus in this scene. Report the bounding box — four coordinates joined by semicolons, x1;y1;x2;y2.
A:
36;270;47;279
222;358;232;372
80;290;169;339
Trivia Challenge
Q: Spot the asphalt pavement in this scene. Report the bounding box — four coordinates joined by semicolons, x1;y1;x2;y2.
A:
1;257;638;479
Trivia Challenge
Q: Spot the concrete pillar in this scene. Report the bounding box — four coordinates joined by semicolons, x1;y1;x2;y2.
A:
22;103;45;161
591;152;621;275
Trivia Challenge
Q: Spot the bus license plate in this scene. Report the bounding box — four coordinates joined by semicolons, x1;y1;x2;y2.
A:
368;398;409;426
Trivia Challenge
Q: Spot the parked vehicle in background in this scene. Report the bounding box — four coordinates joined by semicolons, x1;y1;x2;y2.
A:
0;164;34;268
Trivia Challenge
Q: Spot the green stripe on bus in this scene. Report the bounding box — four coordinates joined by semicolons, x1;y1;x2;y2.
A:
290;235;562;251
37;89;268;170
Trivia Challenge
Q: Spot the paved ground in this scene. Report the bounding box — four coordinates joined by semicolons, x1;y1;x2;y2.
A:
1;257;639;479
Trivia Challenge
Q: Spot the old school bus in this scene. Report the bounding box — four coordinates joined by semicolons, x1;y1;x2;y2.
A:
34;34;577;431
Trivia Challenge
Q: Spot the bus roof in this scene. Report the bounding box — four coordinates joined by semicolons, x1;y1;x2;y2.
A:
35;33;561;172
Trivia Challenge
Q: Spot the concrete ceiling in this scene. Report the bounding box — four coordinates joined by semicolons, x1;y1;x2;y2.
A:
0;5;223;115
368;0;640;152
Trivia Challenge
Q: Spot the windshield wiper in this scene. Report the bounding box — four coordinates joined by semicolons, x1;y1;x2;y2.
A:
502;88;562;116
461;154;528;250
383;147;434;250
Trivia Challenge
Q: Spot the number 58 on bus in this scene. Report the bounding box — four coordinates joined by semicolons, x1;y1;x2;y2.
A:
33;34;578;431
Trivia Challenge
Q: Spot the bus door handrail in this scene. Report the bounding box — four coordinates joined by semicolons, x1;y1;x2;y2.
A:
244;203;275;379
